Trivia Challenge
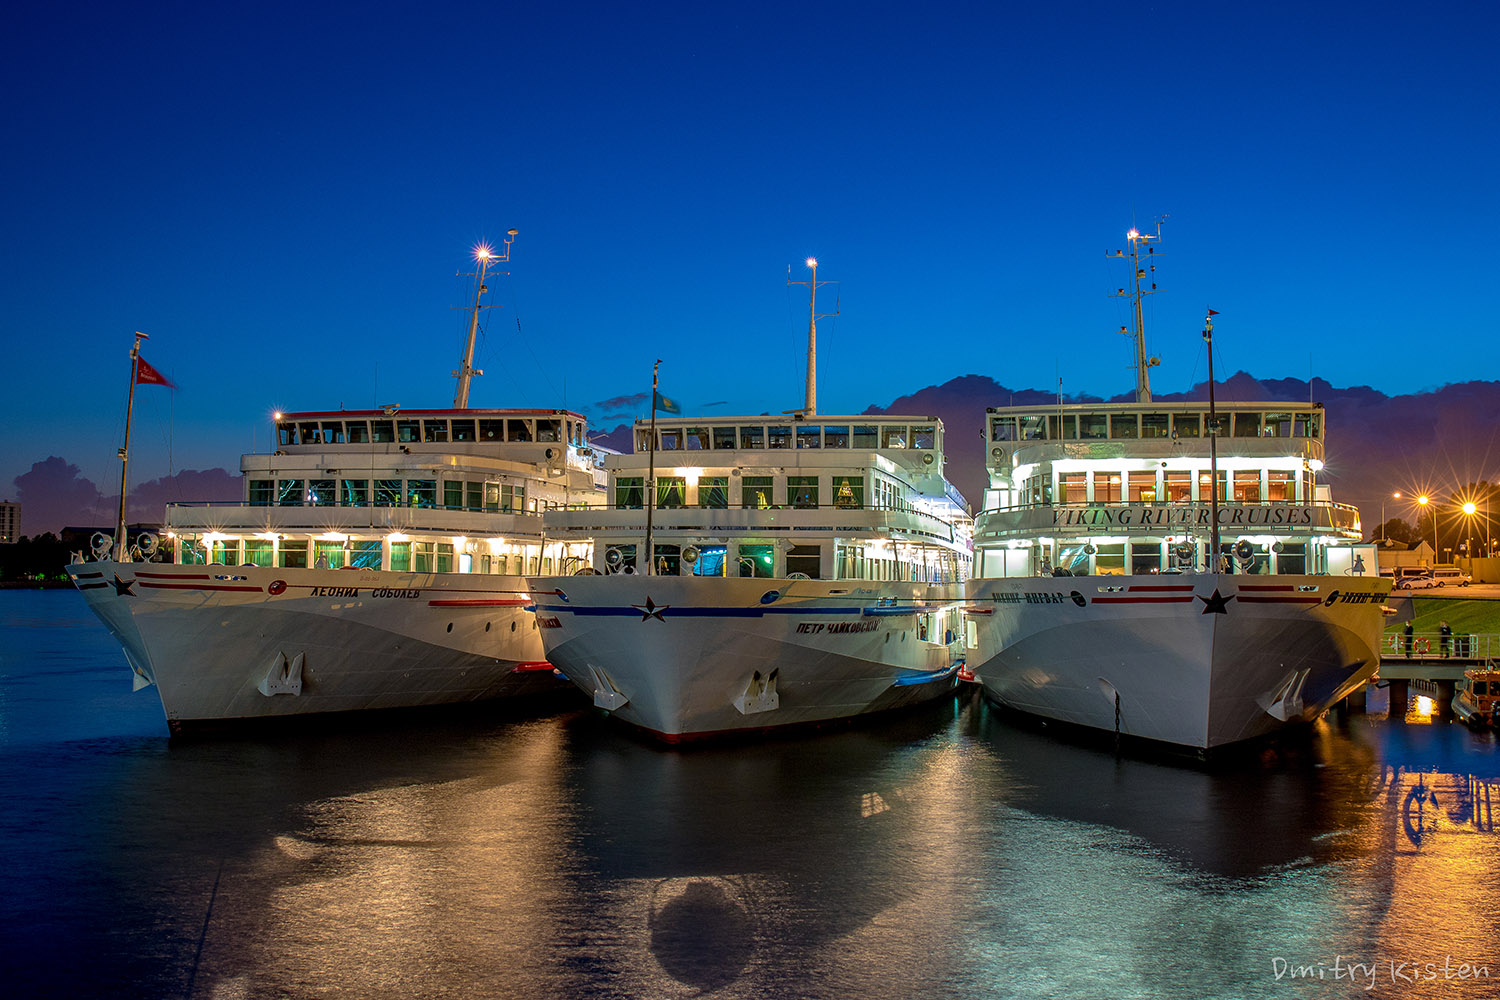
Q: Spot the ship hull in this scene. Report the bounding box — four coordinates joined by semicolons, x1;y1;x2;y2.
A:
963;574;1391;750
528;575;964;740
66;561;566;732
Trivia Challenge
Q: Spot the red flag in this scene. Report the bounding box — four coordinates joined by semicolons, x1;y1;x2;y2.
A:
135;356;176;388
1206;308;1220;316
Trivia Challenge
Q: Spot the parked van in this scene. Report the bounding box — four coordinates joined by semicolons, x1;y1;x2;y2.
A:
1395;567;1438;590
1431;566;1472;587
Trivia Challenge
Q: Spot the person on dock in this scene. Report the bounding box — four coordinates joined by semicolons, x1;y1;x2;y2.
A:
1439;620;1453;658
1403;621;1414;656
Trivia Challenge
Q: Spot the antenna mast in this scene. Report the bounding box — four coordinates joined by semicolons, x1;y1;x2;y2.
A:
452;229;517;409
788;258;838;416
1108;218;1165;403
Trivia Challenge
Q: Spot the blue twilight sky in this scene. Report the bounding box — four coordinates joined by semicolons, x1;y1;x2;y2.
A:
4;1;1497;507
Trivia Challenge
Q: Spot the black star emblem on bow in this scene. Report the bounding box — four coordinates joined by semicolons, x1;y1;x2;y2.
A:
110;574;136;597
1196;589;1234;615
633;596;670;622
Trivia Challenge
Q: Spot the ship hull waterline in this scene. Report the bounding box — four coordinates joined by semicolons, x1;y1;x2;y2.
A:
963;573;1392;751
528;575;965;741
67;560;568;733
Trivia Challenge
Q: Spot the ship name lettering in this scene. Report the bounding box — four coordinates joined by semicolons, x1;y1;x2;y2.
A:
310;586;361;598
372;588;421;599
1024;592;1065;604
796;621;879;634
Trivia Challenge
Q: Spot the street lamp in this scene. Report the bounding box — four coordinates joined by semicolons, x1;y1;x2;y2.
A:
1461;500;1477;568
1380;491;1401;545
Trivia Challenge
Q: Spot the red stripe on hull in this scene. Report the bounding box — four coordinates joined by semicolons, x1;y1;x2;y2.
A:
428;599;530;608
138;582;265;593
1091;596;1195;604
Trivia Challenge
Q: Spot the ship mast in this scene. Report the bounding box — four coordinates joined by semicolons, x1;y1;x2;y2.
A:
452;229;518;409
113;331;149;561
1204;309;1222;572
1108;220;1165;403
788;258;837;415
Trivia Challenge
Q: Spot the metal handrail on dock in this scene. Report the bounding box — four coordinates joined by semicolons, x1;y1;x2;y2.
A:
1381;630;1496;661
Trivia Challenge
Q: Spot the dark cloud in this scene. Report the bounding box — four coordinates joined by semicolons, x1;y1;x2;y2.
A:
595;392;649;414
13;457;110;535
11;459;243;536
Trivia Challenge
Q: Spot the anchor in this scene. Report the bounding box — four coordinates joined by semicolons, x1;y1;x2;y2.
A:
733;668;780;716
258;651;305;697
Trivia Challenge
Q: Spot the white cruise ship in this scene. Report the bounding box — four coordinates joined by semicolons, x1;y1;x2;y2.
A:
527;262;973;740
963;226;1391;751
66;240;606;732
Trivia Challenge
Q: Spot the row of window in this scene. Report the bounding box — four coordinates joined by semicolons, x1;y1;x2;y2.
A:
642;423;938;453
278;416;583;448
247;478;532;512
612;475;906;512
181;537;556;575
977;540;1309;577
991;410;1322;443
1045;469;1301;505
602;540;962;583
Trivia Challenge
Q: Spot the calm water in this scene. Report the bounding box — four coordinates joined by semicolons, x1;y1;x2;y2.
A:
4;590;1499;1000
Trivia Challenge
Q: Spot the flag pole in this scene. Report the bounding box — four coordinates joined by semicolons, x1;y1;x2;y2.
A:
643;360;660;575
1203;311;1221;573
114;331;148;561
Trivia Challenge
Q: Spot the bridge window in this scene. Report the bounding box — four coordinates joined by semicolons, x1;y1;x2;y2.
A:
881;425;907;448
1173;414;1200;438
1110;414;1138;439
1079;413;1107;439
797;426;822;449
991;416;1018;442
912;425;935;449
277;422;297;446
537;419;561;443
683;426;708;449
1019;415;1047;440
1141;413;1169;439
852;425;878;448
768;425;792;449
1264;412;1293;437
740;425;765;448
322;421;345;444
712;426;738;449
371;420;395;443
1233;412;1261;437
1207;413;1230;438
507;419;532;442
397;420;420;443
659;428;682;450
298;422;319;444
451;420;476;442
824;426;850;448
1295;412;1321;438
346;421;370;443
1048;414;1075;440
479;419;504;441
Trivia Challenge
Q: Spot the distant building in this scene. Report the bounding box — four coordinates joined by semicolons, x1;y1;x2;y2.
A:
0;501;18;543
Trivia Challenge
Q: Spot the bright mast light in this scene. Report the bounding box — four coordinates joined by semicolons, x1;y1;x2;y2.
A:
806;257;817;268
474;242;494;263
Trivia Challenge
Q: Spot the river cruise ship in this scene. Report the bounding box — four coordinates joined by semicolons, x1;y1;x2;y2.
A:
528;263;972;740
963;227;1390;751
67;241;605;732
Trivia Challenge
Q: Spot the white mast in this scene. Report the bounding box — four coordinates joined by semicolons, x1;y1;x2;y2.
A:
452;229;517;409
788;257;837;415
1108;219;1165;403
113;331;149;561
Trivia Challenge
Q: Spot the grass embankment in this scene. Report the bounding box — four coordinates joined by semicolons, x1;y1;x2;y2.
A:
1391;595;1500;636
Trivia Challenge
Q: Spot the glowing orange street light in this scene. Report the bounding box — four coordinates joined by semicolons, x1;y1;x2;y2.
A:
1417;495;1435;565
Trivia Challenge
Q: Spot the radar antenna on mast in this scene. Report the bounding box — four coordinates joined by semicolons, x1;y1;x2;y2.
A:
452;229;518;409
1107;216;1166;403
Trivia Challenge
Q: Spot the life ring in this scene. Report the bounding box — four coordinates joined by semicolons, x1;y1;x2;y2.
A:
1414;637;1431;654
1384;633;1398;652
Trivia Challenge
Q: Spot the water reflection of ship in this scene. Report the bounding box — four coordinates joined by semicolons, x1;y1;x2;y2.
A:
555;700;988;998
961;697;1380;879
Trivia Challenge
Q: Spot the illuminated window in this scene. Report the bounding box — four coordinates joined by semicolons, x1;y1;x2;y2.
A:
349;540;381;568
1096;473;1123;504
1128;472;1156;503
314;542;345;569
277;480;304;506
1165;470;1192;502
406;480;437;508
738;543;774;578
700;476;729;508
615;477;644;509
374;479;402;506
1234;471;1263;503
308;479;334;506
389;542;411;572
742;476;774;508
788;476;819;509
248;480;274;505
211;539;240;564
657;477;686;508
1266;471;1293;502
1059;473;1087;504
834;478;864;508
1095;544;1125;575
244;540;273;567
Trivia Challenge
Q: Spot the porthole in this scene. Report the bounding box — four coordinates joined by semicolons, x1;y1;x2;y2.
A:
485;622;491;632
446;623;453;633
511;621;517;632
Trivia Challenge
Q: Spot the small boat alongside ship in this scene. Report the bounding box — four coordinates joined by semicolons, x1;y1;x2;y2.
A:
527;260;973;740
1454;665;1500;729
962;224;1392;751
67;238;606;732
